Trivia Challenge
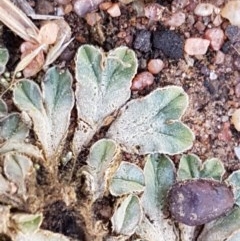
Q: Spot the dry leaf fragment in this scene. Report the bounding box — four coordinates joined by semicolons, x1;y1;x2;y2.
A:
0;0;72;78
20;42;45;78
44;19;73;68
38;22;59;45
0;0;39;43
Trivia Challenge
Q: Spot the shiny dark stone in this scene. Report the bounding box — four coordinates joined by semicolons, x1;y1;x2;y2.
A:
168;179;234;226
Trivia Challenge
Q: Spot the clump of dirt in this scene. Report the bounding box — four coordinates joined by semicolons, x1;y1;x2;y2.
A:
42;201;86;240
0;234;12;241
93;196;115;222
153;29;184;59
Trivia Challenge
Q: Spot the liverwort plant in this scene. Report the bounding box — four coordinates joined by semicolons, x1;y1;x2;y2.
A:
0;44;204;241
0;47;9;75
1;44;240;241
72;45;194;155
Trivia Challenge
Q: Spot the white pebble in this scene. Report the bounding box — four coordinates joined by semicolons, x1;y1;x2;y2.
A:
194;3;214;16
204;28;224;51
107;3;121;17
209;71;218;80
234;146;240;161
184;38;210;56
221;1;240;27
231;109;240;131
147;59;164;74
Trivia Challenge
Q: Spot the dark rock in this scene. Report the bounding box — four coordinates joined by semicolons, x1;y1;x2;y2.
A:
59;48;75;62
42;201;86;240
200;66;210;76
204;79;215;94
156;0;173;6
233;56;240;71
225;25;240;43
153;30;184;59
133;30;152;53
36;0;54;15
221;41;231;54
0;234;12;241
168;179;234;226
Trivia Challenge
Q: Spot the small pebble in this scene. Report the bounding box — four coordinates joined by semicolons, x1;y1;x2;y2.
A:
209;71;217;80
147;59;164;74
73;0;103;17
225;25;240;43
235;82;240;98
194;21;206;32
213;15;223;27
194;3;214;17
233;56;240;71
200;66;210;76
171;0;189;10
3;72;10;78
184;38;210;55
64;4;73;14
153;30;184;59
214;51;225;65
99;2;112;10
221;41;231;54
221;1;240;27
165;12;186;27
57;0;71;5
204;28;224;51
218;122;232;141
231;109;240;131
107;3;121;17
131;71;154;91
85;12;101;26
36;0;54;14
133;30;151;53
144;3;164;21
234;146;240;161
56;6;65;15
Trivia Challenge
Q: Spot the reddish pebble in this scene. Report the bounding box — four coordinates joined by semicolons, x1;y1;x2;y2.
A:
204;28;224;51
165;12;186;27
185;38;210;55
85;12;101;26
107;3;121;17
64;3;73;14
218;122;232;141
194;21;206;32
214;51;225;65
131;72;154;91
147;59;164;74
99;2;112;10
213;15;223;27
